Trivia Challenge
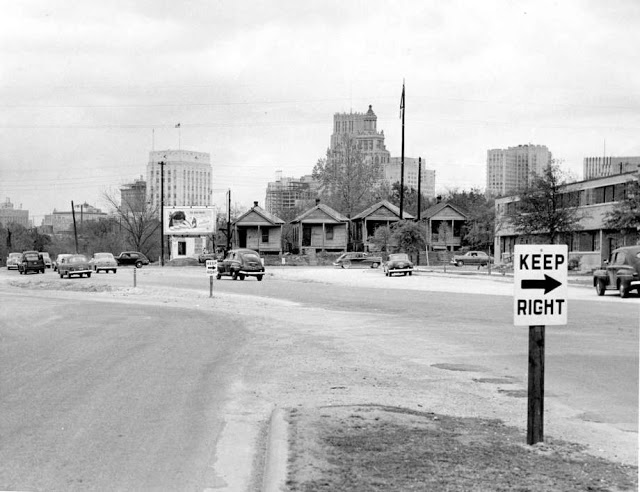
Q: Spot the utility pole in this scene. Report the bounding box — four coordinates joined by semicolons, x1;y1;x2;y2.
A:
400;80;405;220
227;191;232;250
71;200;78;253
417;157;422;221
159;161;165;266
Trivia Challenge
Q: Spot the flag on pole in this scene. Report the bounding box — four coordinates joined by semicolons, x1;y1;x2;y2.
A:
399;83;405;119
175;123;181;128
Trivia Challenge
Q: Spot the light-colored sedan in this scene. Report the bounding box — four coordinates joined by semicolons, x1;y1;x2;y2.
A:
58;254;92;279
6;252;21;270
90;252;118;274
53;254;72;272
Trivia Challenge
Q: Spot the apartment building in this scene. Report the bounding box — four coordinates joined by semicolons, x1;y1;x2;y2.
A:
583;156;640;180
384;157;436;198
486;144;552;196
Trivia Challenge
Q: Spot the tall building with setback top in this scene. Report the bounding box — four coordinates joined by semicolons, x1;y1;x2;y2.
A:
486;144;552;196
146;150;212;211
329;105;390;168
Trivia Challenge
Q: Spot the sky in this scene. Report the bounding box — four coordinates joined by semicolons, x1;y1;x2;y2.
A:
1;0;639;224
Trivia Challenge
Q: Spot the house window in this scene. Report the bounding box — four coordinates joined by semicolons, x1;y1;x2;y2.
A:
261;229;269;243
178;241;186;256
326;225;334;240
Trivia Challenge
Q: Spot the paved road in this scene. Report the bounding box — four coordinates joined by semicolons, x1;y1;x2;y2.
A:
0;288;247;491
0;265;637;488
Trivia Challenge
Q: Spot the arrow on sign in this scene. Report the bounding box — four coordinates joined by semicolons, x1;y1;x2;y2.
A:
521;274;562;294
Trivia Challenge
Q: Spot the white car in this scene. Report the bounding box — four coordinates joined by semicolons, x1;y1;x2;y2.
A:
40;252;53;269
6;252;21;270
90;252;118;274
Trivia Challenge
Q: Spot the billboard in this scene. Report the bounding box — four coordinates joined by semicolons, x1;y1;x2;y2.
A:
163;206;215;235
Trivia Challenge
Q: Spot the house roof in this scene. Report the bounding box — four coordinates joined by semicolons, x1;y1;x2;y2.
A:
233;204;284;226
352;200;415;220
420;201;469;220
291;203;349;223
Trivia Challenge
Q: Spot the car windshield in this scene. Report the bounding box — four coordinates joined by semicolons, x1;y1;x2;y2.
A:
389;254;409;261
24;253;39;261
94;253;114;259
9;253;21;259
68;256;88;263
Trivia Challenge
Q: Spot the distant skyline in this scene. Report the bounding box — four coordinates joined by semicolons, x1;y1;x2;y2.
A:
1;1;639;223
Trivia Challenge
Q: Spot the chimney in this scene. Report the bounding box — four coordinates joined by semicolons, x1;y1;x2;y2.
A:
315;198;320;205
253;201;259;207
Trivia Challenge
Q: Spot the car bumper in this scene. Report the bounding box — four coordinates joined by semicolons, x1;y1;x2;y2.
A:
388;268;414;273
239;270;264;276
61;269;92;275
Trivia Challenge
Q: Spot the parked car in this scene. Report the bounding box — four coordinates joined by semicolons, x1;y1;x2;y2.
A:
58;254;92;278
333;252;382;269
6;252;21;270
115;251;150;268
40;252;53;269
90;252;118;273
383;253;414;277
17;251;45;274
451;251;493;267
53;253;73;272
593;246;640;298
216;248;265;281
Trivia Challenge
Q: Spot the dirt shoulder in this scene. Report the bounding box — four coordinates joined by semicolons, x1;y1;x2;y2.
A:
286;405;637;492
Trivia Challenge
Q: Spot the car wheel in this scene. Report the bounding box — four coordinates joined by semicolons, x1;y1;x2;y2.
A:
409;271;412;276
385;271;389;277
135;261;143;268
87;272;91;278
371;262;379;269
257;275;263;281
232;271;238;280
619;282;629;298
404;272;408;276
59;272;63;278
239;273;245;281
343;261;351;269
216;273;222;280
456;260;463;267
595;279;606;296
481;263;487;267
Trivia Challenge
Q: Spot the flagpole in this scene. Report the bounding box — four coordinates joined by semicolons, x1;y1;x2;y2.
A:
400;80;405;220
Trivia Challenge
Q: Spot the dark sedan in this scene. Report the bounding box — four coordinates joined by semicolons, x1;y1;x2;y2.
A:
115;251;150;268
216;249;265;281
383;253;414;277
593;246;640;298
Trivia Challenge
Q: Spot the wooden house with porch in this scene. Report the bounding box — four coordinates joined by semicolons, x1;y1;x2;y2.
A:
420;201;468;251
290;199;349;253
351;200;414;252
232;201;284;254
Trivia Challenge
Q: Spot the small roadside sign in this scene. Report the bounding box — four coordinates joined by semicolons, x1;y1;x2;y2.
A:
205;259;217;276
514;245;568;326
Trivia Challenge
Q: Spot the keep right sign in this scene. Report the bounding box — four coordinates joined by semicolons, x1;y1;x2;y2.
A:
514;245;568;326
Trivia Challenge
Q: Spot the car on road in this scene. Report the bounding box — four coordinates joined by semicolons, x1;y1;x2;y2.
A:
216;248;265;281
40;252;53;269
17;251;45;274
333;252;382;269
451;251;493;267
593;246;640;298
383;253;414;277
53;253;72;272
115;251;150;268
58;254;92;278
198;252;217;264
90;252;118;273
6;252;21;270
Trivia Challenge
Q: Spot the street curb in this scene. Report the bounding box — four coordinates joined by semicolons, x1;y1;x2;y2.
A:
262;407;288;492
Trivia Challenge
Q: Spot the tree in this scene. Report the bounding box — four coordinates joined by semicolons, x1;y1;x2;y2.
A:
506;162;583;244
103;189;161;258
604;178;640;243
390;220;426;262
385;182;431;218
312;134;383;218
369;224;393;257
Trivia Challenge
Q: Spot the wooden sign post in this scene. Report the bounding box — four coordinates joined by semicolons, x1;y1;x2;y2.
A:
514;245;568;445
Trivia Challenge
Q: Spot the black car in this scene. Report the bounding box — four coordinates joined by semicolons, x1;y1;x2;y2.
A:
593;246;640;298
115;251;150;268
18;250;45;274
216;249;265;281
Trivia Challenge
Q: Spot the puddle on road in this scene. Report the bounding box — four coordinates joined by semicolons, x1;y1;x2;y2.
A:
431;363;488;372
